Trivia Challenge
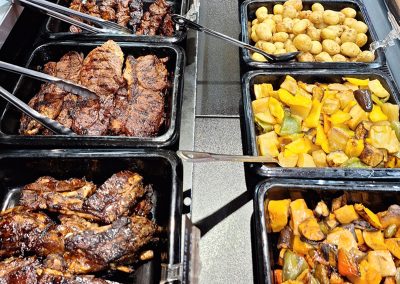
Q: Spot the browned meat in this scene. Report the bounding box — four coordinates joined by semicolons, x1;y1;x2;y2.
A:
110;55;167;136
19;51;84;135
0;257;110;284
129;0;143;31
0;208;54;258
136;0;170;35
132;186;153;217
20;176;98;220
116;0;131;27
100;0;117;21
64;216;157;274
162;13;174;36
69;0;101;17
84;171;146;223
80;40;124;98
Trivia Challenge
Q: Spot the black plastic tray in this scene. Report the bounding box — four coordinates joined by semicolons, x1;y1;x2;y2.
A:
0;149;182;284
45;0;187;43
253;178;400;284
242;69;400;179
0;41;185;148
240;0;385;69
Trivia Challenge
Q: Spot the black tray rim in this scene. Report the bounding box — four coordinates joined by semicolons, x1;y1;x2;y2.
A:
242;69;400;179
240;0;385;69
44;0;188;43
0;40;185;148
0;148;183;271
253;178;400;284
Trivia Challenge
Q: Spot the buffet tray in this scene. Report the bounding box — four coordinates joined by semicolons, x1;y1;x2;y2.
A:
0;149;182;284
253;178;400;284
240;0;385;69
45;0;188;43
242;69;400;179
0;41;185;148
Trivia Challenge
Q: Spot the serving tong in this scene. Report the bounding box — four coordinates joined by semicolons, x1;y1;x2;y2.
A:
15;0;132;35
370;11;400;53
171;14;299;62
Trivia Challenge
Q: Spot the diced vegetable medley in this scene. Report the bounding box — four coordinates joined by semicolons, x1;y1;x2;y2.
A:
252;76;400;168
267;197;400;283
249;0;375;63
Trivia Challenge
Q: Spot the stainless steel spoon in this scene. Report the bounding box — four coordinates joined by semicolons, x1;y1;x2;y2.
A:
177;150;279;164
171;14;299;62
0;86;75;135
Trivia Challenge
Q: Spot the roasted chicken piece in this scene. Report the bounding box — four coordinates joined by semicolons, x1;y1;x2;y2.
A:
20;176;98;220
0;207;55;258
84;171;146;223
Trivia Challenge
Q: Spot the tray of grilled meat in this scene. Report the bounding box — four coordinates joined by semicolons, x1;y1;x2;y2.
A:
0;149;183;284
45;0;188;43
0;40;185;148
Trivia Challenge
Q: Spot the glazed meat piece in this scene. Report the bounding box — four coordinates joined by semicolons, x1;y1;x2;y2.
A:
136;0;170;35
162;14;174;36
129;0;143;31
0;208;54;258
79;40;124;97
20;176;98;220
64;216;157;274
70;0;101;17
0;257;110;284
110;55;168;136
100;0;117;21
84;171;146;223
19;51;84;135
116;0;132;27
132;186;153;217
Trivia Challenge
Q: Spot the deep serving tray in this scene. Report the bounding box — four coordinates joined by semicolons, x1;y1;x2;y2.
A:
240;0;385;69
0;41;185;148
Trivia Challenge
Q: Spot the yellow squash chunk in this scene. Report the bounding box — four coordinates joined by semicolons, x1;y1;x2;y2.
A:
278;152;298;167
369;125;400;154
378;205;400;229
326;228;358;251
312;150;328;167
382;103;399;122
297;153;316;167
255;111;276;125
354;203;382;229
278;88;295;105
343;100;358;113
369;79;390;98
252;97;270;114
290;199;313;235
322;98;340;115
258;131;279;157
344;77;370;86
345;138;364;158
292;94;312;107
328;127;351;152
369;105;389;122
304;99;322;128
292;235;313;256
348;259;382;284
316;124;330;153
385;238;400;259
348;104;368;130
268;199;291;232
290;104;312;119
363;231;387;250
334;205;359;224
255;83;274;99
280;75;298;94
330;110;352;125
367;250;396;277
338;90;356;109
269;97;285;123
285;138;312;155
298;217;325;241
355;229;364;245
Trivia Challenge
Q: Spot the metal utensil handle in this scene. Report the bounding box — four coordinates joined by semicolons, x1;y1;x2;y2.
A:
18;0;102;33
0;86;75;135
0;61;98;99
177;150;278;163
171;14;275;61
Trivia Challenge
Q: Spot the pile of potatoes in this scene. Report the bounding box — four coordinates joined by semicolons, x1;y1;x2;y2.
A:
249;0;375;63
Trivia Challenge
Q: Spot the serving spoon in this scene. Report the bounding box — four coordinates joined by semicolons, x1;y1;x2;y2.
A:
177;150;279;164
171;14;299;63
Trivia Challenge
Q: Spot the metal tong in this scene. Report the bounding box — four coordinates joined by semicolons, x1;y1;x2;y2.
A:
0;61;97;100
15;0;132;35
171;14;299;62
0;86;75;135
177;150;279;164
370;11;400;53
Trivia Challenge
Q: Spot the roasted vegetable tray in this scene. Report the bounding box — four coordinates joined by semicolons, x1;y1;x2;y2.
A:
253;178;400;284
45;0;188;43
240;0;385;69
0;149;182;284
242;69;400;179
0;41;185;148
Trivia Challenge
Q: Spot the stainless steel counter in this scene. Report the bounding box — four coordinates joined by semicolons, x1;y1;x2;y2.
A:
183;0;400;283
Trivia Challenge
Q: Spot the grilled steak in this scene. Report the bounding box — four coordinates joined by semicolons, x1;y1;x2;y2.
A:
136;0;171;36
